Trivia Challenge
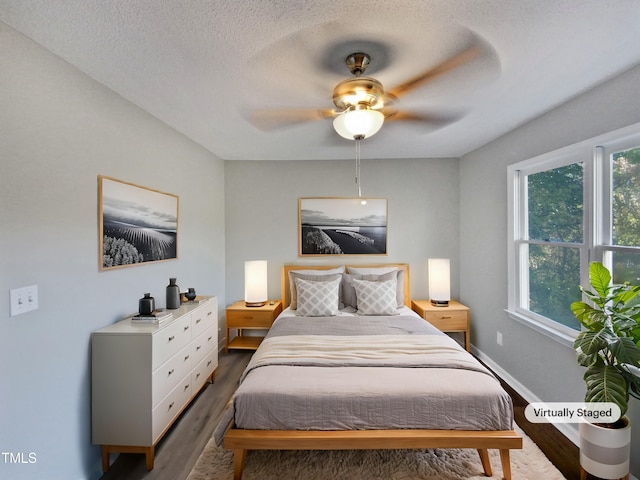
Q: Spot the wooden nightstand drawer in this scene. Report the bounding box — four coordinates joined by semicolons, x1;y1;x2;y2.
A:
227;309;275;328
411;300;471;351
225;300;283;352
423;310;468;330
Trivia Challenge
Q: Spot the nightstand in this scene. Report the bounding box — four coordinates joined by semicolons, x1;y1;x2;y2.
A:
411;300;471;352
225;300;283;352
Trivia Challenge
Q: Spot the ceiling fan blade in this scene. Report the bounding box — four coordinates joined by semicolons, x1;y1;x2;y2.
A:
387;42;484;98
248;108;335;131
384;110;461;124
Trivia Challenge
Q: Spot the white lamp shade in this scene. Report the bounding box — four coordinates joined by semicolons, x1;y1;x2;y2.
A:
428;258;450;304
245;260;268;306
333;109;384;140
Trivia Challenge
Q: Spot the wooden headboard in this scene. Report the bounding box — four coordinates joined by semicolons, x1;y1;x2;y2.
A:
282;263;411;309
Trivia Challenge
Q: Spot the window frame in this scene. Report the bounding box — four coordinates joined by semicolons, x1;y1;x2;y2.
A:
507;122;640;347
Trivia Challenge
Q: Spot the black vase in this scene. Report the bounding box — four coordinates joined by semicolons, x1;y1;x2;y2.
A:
139;293;155;315
185;288;197;301
166;278;180;309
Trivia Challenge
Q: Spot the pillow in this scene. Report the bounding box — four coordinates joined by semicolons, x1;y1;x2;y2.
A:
352;278;399;316
295;277;341;317
288;266;345;309
342;270;405;308
347;266;398;275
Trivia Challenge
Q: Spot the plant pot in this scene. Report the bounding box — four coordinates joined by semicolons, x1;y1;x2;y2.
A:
579;416;631;480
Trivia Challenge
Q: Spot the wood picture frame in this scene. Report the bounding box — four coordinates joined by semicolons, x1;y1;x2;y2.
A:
99;175;178;270
299;197;387;256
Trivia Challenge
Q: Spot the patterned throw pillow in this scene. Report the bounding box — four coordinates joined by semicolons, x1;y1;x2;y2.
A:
288;267;345;309
342;270;404;308
352;278;398;315
295;277;341;316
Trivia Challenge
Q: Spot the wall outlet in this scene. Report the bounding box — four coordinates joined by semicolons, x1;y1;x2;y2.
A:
10;285;38;317
496;331;503;346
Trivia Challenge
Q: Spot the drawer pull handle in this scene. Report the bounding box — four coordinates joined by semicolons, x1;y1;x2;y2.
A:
207;336;212;342
196;373;201;379
207;360;212;367
168;335;175;342
441;316;452;319
207;311;213;316
168;402;175;410
168;368;175;376
196;345;202;351
184;325;190;331
195;318;201;324
184;355;190;361
184;384;190;391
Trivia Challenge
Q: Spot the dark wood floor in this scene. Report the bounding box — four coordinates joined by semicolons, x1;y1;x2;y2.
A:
101;349;581;480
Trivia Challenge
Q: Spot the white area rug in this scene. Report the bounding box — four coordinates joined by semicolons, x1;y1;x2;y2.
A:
187;426;566;480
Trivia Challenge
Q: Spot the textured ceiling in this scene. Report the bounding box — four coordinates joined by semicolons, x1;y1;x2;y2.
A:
2;0;640;161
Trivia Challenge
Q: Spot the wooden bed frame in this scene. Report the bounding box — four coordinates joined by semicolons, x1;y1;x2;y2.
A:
224;264;522;480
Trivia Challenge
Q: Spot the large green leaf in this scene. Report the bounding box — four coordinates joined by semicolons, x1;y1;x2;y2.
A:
574;331;611;357
570;301;606;329
589;262;611;299
584;365;628;416
610;337;640;366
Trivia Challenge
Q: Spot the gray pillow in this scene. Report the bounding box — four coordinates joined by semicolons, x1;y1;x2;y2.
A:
342;270;404;308
352;278;399;315
295;277;341;316
288;267;345;309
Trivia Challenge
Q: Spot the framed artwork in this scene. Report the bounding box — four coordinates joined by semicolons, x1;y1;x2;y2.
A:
299;197;388;256
99;175;179;270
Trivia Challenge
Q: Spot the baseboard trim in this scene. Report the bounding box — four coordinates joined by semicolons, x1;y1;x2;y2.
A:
472;345;639;480
472;346;579;445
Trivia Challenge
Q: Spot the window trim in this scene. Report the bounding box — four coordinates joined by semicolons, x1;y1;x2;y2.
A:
507;122;640;346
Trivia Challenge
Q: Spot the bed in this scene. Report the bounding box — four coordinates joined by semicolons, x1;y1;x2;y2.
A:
223;264;522;480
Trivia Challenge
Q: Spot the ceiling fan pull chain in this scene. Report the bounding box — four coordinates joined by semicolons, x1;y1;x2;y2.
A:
355;135;363;197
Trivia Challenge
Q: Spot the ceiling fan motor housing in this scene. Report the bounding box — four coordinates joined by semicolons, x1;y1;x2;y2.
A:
333;77;385;111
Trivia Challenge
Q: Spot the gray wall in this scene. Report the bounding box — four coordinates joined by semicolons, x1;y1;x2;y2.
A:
0;22;226;480
224;157;460;305
4;12;640;479
459;63;640;477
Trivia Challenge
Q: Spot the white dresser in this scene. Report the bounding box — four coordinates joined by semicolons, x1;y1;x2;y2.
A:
92;297;218;472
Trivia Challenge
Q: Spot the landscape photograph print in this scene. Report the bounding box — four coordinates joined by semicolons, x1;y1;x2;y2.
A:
99;176;178;270
299;197;387;256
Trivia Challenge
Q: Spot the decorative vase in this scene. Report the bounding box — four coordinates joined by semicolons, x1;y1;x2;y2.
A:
185;287;197;301
166;278;181;309
138;293;155;315
579;416;631;480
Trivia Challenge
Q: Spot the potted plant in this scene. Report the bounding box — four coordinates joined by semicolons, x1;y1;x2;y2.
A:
571;261;640;479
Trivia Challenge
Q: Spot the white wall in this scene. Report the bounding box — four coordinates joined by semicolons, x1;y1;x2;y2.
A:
0;22;226;480
224;157;461;305
459;63;640;477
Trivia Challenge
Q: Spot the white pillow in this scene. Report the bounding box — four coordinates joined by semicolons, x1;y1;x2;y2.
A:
288;266;345;309
352;277;399;316
295;277;341;317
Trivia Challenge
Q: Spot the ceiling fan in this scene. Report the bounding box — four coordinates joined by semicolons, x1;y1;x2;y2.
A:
249;37;488;140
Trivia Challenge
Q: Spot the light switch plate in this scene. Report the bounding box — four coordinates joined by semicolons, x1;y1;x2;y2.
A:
10;285;38;316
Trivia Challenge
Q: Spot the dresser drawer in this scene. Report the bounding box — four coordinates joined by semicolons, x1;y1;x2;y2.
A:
151;315;192;370
191;325;217;366
191;350;217;391
191;300;216;338
152;344;193;406
152;373;192;443
227;309;274;328
423;309;468;330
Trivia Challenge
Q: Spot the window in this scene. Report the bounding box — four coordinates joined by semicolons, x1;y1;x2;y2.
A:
508;123;640;346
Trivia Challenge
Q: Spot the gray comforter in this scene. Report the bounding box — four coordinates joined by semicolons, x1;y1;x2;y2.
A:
231;314;513;432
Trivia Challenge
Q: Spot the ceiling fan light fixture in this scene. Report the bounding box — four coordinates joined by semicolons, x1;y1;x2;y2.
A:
333;108;384;140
